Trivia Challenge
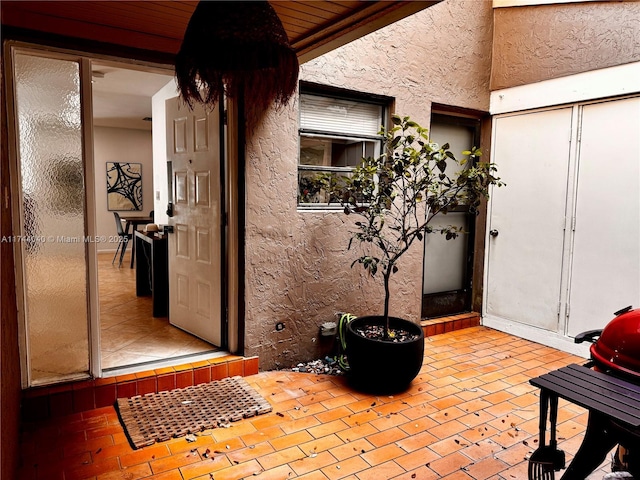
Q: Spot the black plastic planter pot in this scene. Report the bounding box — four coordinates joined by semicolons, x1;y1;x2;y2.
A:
345;315;425;393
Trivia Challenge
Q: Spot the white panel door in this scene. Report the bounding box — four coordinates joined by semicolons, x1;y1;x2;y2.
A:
567;97;640;336
166;97;223;345
486;108;573;331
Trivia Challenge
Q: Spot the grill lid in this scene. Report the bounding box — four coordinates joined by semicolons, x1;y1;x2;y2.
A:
589;306;640;379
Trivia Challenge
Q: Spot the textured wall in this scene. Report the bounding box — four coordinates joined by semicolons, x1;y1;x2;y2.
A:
492;2;640;90
244;0;494;370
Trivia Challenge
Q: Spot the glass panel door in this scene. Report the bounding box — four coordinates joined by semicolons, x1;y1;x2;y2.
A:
11;50;90;386
421;114;478;318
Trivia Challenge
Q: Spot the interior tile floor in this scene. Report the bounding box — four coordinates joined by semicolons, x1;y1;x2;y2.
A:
20;327;616;480
98;251;216;370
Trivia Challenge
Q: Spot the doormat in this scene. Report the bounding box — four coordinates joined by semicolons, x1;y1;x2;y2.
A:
116;376;272;449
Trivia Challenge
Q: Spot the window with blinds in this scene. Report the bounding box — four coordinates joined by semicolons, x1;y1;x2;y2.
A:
298;91;386;207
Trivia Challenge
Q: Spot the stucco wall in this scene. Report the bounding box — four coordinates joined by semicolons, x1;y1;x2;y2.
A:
491;2;640;90
243;0;494;370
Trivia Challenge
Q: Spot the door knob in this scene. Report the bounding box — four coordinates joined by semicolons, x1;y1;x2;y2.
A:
489;229;499;237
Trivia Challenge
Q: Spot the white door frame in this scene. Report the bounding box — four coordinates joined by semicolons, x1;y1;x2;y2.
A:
4;42;99;386
5;41;241;383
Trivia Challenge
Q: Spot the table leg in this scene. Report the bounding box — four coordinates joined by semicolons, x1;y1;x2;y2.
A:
560;411;618;480
130;224;136;269
538;390;549;446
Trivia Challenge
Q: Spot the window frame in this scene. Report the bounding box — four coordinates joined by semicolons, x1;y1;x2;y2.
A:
297;82;391;209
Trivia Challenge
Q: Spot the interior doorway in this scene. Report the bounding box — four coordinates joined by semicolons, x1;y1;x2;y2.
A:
91;62;221;372
97;250;217;370
7;45;223;387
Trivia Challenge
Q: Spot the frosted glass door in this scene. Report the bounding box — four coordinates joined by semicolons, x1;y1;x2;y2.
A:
421;119;476;317
12;52;90;386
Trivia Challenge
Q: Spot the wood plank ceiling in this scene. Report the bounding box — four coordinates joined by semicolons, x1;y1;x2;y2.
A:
0;1;438;63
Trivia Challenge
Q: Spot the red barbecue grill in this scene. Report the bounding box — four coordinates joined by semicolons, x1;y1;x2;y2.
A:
573;306;640;478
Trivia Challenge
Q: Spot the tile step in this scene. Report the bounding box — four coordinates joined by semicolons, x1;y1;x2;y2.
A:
21;355;259;422
421;312;481;337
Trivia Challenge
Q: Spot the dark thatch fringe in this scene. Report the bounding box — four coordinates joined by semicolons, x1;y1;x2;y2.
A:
175;1;299;128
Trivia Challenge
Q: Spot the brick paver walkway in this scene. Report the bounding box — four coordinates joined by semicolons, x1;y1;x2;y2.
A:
19;327;614;480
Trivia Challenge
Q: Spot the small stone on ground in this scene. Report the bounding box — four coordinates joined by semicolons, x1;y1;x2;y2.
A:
289;357;346;376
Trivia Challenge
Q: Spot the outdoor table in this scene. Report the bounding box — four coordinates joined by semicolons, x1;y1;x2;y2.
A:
529;363;640;479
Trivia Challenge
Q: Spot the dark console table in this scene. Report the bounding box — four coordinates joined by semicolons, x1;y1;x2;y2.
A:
135;231;168;318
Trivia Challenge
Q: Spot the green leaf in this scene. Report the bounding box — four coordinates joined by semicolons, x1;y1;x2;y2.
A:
320;114;501;299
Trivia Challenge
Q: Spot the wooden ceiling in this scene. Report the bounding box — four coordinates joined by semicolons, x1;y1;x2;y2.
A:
0;1;438;63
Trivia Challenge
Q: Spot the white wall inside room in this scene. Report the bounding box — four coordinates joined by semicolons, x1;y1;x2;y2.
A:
151;78;179;227
93;126;154;251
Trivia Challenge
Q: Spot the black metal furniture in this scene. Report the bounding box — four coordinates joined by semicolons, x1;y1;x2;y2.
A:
134;231;168;317
529;364;640;479
111;211;132;268
120;214;153;268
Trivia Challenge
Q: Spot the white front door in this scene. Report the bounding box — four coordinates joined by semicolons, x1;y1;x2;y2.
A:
166;97;223;345
485;108;573;332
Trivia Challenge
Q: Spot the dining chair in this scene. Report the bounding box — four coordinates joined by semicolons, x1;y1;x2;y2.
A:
112;212;132;268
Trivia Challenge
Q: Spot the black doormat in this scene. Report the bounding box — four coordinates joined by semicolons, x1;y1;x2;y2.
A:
116;376;272;449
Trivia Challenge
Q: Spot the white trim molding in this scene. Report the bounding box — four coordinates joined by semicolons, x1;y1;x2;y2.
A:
490;61;640;114
482;315;592;359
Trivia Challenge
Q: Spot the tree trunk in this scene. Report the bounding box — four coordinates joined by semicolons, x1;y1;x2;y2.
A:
383;270;391;340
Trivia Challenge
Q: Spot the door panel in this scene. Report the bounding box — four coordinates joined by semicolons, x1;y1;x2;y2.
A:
11;51;91;386
486;108;572;331
567;98;640;335
423;212;469;294
421;117;477;317
166;97;223;345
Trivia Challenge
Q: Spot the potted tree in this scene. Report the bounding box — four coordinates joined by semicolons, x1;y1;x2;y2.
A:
328;114;503;392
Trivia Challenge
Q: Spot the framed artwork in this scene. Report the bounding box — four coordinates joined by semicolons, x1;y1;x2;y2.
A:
106;162;142;211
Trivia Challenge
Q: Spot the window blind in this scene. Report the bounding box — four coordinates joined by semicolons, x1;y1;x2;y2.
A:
300;94;382;137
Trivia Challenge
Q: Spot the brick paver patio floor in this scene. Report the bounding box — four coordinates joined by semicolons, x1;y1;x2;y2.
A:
19;326;615;480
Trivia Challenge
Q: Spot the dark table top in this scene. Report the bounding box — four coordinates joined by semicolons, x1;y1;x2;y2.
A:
120;215;153;224
530;363;640;428
134;230;167;243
